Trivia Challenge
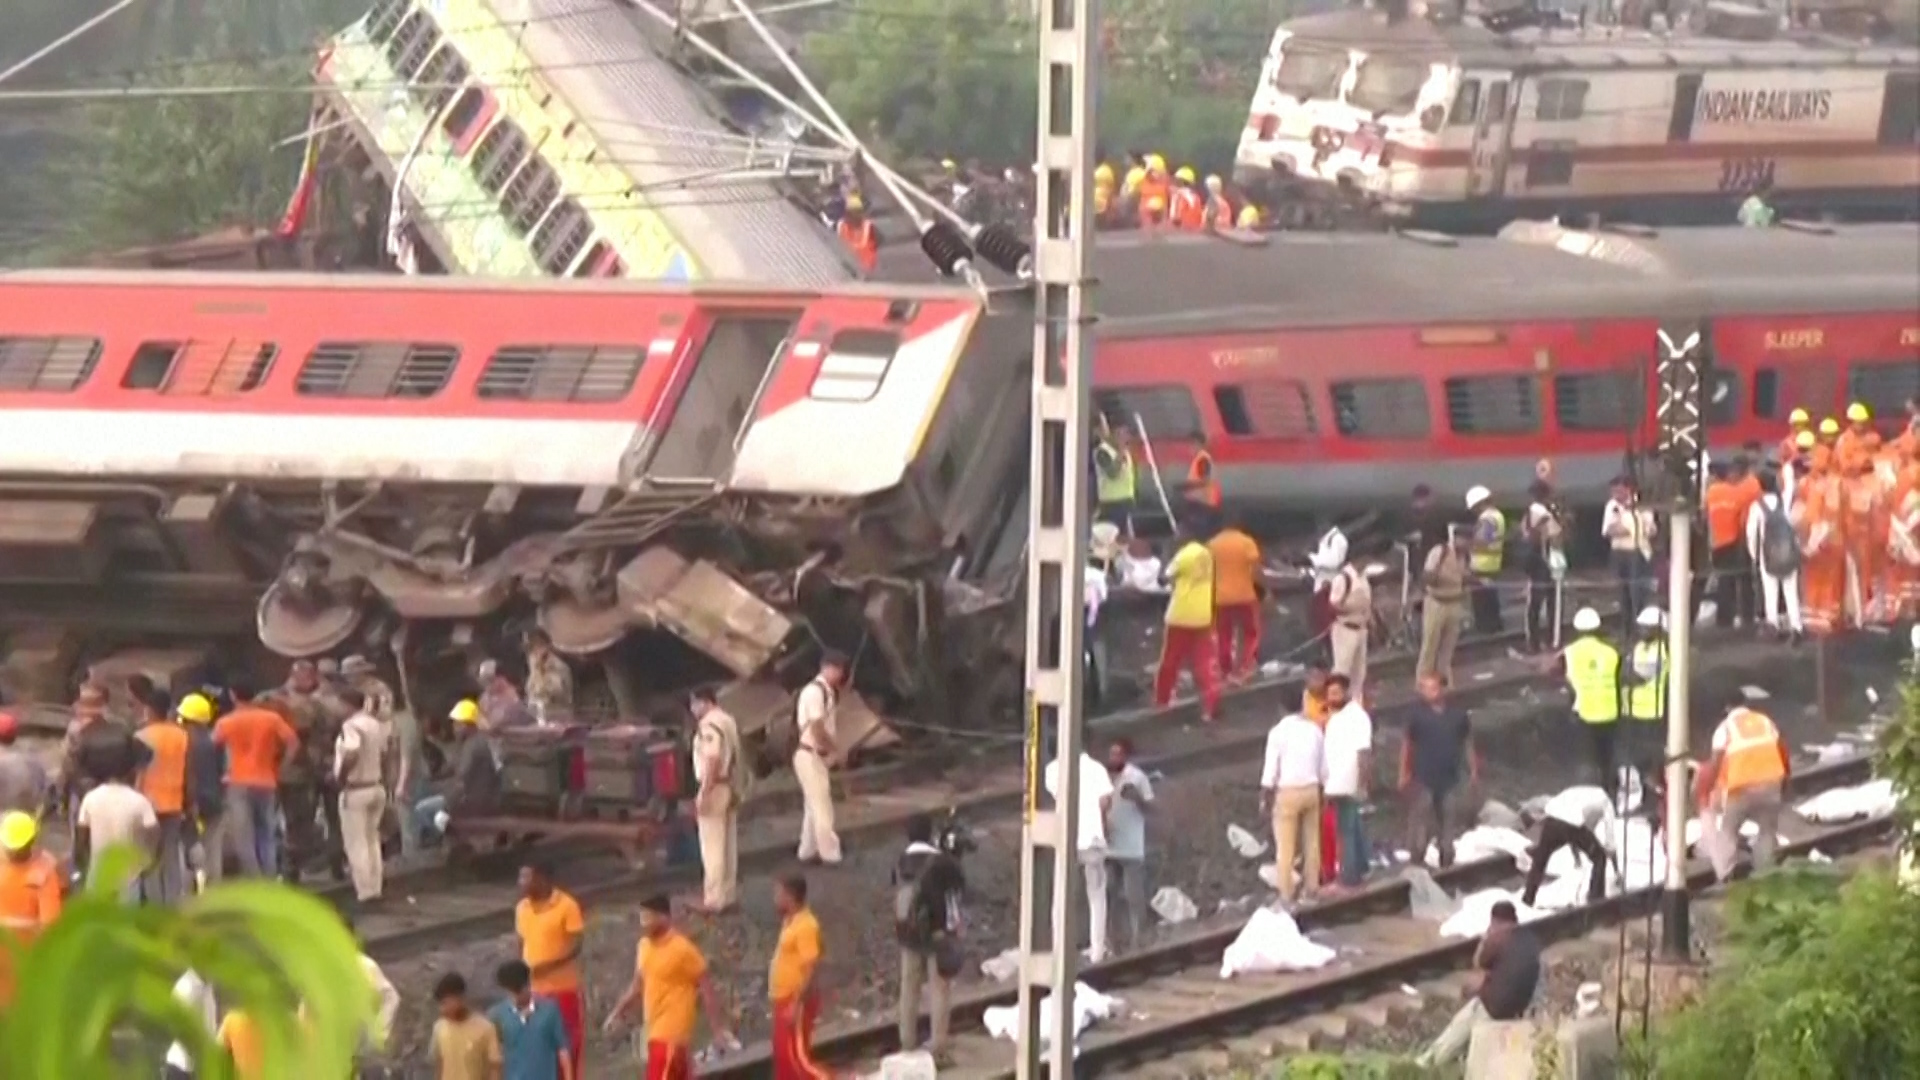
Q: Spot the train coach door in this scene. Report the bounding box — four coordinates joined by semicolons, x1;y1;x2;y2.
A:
1466;77;1511;199
645;311;802;486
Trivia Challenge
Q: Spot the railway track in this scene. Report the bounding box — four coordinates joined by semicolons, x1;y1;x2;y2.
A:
702;754;1887;1079
353;630;1546;959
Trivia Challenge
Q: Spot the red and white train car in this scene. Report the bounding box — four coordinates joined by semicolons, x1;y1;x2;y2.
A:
1234;7;1920;230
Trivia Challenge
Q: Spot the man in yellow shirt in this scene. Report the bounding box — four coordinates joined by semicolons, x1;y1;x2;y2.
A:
514;861;585;1076
769;873;828;1079
604;894;730;1080
1208;517;1264;683
1154;526;1220;720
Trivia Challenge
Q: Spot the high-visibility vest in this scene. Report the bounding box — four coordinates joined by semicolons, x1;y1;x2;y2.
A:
1704;481;1744;549
839;219;877;270
1563;636;1620;724
1627;640;1667;721
1187;451;1221;508
1470;507;1507;574
1719;708;1786;792
1171;188;1205;230
1095;441;1136;504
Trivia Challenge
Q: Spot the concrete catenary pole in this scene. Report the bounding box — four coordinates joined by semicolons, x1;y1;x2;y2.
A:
1654;322;1706;956
1013;0;1100;1071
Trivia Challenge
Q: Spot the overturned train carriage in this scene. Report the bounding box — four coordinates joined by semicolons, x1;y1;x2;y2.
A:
0;271;1034;738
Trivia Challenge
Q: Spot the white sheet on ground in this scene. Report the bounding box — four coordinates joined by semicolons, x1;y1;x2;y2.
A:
1796;779;1896;823
982;982;1119;1052
1220;906;1339;978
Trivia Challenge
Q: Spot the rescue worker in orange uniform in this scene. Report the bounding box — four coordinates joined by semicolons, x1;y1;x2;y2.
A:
1169;167;1206;230
1835;401;1879;474
1817;415;1841;449
1183;436;1223;527
1793;442;1847;635
1841;435;1888;625
0;811;62;1007
1093;162;1117;224
1694;697;1788;883
769;873;827;1079
1890;438;1920;620
1777;407;1811;465
1137;154;1171;229
838;195;878;273
1237;202;1264;230
1204;175;1234;230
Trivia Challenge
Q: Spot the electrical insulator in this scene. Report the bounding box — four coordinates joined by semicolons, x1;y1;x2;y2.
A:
919;221;973;279
974;224;1033;279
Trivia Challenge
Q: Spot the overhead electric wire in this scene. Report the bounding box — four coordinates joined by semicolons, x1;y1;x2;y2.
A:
0;0;151;88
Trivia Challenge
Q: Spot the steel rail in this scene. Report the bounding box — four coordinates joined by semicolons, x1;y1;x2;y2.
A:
357;630;1539;959
702;753;1882;1077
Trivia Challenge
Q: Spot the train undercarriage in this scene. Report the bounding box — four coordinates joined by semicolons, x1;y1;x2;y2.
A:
0;474;1031;749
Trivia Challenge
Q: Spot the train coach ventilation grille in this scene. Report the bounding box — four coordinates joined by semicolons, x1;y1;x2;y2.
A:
555;491;719;554
295;342;459;399
476;344;647;403
0;336;103;392
1495;220;1669;276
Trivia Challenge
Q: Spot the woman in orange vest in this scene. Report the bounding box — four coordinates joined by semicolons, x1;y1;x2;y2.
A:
1793;445;1847;635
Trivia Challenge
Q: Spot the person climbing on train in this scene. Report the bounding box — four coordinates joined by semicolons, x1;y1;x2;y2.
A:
838;195;879;272
1137;155;1171;229
1794;440;1847;636
1464;486;1506;635
1155;521;1221;721
1169;167;1206;231
1182;435;1222;530
1093;422;1139;533
1236;201;1264;230
1778;407;1812;466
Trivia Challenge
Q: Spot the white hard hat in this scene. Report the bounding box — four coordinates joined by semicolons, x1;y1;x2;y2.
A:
1635;606;1666;629
1573;607;1602;632
1465;485;1491;508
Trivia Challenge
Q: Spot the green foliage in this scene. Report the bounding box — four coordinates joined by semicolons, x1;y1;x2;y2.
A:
1639;662;1920;1079
34;59;311;258
805;0;1293;173
0;845;372;1079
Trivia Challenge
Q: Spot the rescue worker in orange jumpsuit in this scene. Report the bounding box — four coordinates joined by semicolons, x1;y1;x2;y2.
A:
1889;437;1920;620
1835;402;1879;475
1137;155;1171;229
0;810;62;1007
1837;403;1888;623
1169;167;1206;230
838;195;878;272
1793;443;1847;635
1817;416;1841;450
1777;407;1811;465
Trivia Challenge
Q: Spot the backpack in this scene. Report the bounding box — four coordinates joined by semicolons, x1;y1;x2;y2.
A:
894;854;943;948
1760;500;1801;578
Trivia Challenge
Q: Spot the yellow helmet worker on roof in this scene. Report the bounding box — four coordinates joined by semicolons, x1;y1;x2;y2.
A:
1847;402;1872;423
1237;203;1263;229
1094;162;1115;186
1122;165;1146;195
1794;430;1817;450
0;811;36;853
1174;166;1197;184
1788;408;1810;426
1819;417;1841;437
1145;153;1167;174
176;693;214;724
449;699;482;724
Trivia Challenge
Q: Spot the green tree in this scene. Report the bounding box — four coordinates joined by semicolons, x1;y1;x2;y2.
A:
0;846;372;1078
34;58;311;258
805;0;1293;174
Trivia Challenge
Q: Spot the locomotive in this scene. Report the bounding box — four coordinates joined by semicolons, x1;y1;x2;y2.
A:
1233;4;1920;231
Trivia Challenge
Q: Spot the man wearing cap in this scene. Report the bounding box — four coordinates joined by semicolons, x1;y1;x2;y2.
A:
334;687;394;904
176;693;225;888
1778;407;1812;466
0;713;48;818
0;810;62;1005
1465;486;1506;634
794;652;848;866
411;700;502;844
603;894;730;1080
689;686;746;912
272;660;346;885
1560;607;1623;800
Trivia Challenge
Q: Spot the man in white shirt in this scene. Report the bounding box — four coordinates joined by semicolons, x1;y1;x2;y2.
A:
1745;471;1805;638
1260;693;1325;903
1102;738;1154;953
1043;748;1116;961
1602;477;1656;617
1519;786;1615;906
1321;676;1373;889
1085;564;1111;711
164;970;217;1079
334;688;393;904
75;763;157;902
794;651;849;865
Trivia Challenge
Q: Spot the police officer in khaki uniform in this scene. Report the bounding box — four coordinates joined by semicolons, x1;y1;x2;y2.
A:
269;661;345;883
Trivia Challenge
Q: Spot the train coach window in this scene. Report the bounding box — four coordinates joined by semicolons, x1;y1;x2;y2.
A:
1535;79;1588;122
532;198;593;276
412;44;470;116
0;336;101;392
1754;363;1840;421
1706;369;1739;426
471;122;531;197
503;158;561;237
478;345;646;403
297;342;458;399
1445;375;1539;436
1212;381;1317;439
809;330;899;403
1524;143;1576;189
1447;80;1481;127
1094;386;1205;443
365;0;408;43
1848;359;1920;419
1554;371;1644;433
384;11;437;80
1330;378;1430;440
122;342;183;390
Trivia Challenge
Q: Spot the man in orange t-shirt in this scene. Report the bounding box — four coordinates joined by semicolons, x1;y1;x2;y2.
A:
517;861;587;1075
211;680;298;879
0;811;61;1007
1704;460;1760;629
136;689;192;903
769;873;827;1079
604;893;730;1080
1208;518;1264;682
